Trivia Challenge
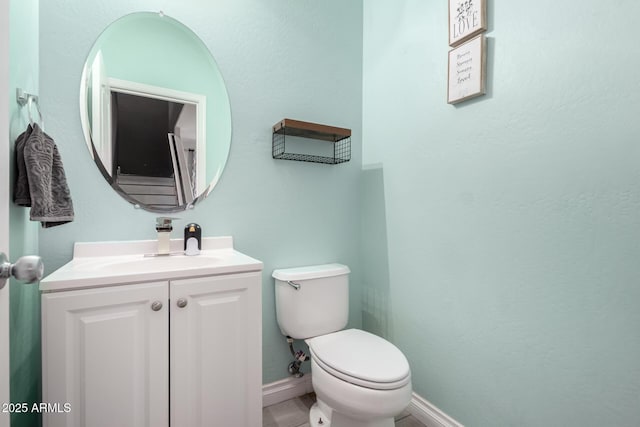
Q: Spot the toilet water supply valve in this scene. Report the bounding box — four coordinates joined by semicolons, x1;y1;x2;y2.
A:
286;336;310;378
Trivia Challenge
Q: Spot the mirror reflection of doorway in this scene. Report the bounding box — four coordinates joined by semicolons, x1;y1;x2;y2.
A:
110;92;198;208
86;71;206;210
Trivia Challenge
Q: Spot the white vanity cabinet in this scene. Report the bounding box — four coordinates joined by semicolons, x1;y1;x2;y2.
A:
170;273;262;427
40;238;263;427
42;282;170;427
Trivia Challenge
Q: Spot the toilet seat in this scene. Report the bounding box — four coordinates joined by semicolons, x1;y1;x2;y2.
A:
306;329;411;390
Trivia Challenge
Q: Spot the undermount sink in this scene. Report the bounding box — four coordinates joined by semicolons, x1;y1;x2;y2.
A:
120;254;221;270
73;253;223;274
40;237;262;292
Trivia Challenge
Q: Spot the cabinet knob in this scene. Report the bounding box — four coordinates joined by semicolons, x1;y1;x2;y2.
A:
176;298;188;308
151;301;163;311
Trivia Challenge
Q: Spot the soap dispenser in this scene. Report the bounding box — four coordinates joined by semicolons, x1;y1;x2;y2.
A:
184;223;202;256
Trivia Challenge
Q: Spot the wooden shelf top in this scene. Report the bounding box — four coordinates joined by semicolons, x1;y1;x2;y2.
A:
273;118;351;142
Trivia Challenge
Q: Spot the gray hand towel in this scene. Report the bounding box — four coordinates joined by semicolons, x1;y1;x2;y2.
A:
22;124;74;228
13;124;34;206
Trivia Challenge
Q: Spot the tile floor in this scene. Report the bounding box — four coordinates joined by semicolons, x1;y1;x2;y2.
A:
263;393;427;427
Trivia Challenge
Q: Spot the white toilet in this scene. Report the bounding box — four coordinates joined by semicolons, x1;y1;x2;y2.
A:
273;264;412;427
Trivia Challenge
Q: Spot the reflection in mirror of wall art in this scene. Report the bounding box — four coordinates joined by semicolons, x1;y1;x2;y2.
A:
449;0;487;47
79;12;232;212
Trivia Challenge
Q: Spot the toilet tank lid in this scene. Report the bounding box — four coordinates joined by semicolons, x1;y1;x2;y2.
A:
272;263;350;281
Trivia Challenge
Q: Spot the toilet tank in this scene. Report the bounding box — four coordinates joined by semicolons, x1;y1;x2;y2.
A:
273;264;350;339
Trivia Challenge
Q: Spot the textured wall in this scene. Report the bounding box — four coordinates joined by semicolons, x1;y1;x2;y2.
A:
9;1;41;426
39;0;363;384
363;0;640;425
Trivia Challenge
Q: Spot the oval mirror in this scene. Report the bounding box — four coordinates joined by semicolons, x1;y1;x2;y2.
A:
79;12;231;212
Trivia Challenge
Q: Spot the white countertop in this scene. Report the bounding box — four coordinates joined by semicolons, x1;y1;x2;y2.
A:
40;237;263;292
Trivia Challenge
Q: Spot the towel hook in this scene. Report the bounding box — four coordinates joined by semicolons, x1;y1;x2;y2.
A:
16;88;44;130
27;96;44;130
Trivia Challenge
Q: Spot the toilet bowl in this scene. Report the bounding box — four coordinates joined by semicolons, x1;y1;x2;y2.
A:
306;329;412;427
273;264;412;427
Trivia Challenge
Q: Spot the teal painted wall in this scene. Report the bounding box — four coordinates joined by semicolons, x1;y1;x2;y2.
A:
9;0;41;426
38;0;363;385
363;1;640;426
360;164;391;340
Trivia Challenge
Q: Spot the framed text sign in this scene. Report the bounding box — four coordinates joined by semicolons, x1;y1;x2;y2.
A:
449;0;487;47
447;34;486;104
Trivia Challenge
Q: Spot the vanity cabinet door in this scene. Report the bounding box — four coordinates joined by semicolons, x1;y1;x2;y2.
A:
170;272;262;427
42;282;169;427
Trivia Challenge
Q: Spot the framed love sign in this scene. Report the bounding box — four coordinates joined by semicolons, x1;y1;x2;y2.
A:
449;0;487;47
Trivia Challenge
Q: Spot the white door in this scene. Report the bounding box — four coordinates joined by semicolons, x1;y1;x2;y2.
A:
1;0;12;424
170;272;262;427
41;282;169;427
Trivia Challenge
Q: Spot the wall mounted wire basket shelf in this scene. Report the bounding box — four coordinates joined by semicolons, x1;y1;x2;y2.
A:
272;118;351;165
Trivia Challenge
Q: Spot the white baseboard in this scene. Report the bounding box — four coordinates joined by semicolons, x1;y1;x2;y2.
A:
408;392;464;427
262;375;314;408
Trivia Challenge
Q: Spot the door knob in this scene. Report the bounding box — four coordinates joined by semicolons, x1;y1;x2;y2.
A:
176;298;188;308
0;252;44;290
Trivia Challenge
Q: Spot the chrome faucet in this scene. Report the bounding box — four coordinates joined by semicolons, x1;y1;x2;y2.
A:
155;217;177;255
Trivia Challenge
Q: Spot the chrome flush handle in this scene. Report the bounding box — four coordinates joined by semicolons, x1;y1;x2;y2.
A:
287;281;301;291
